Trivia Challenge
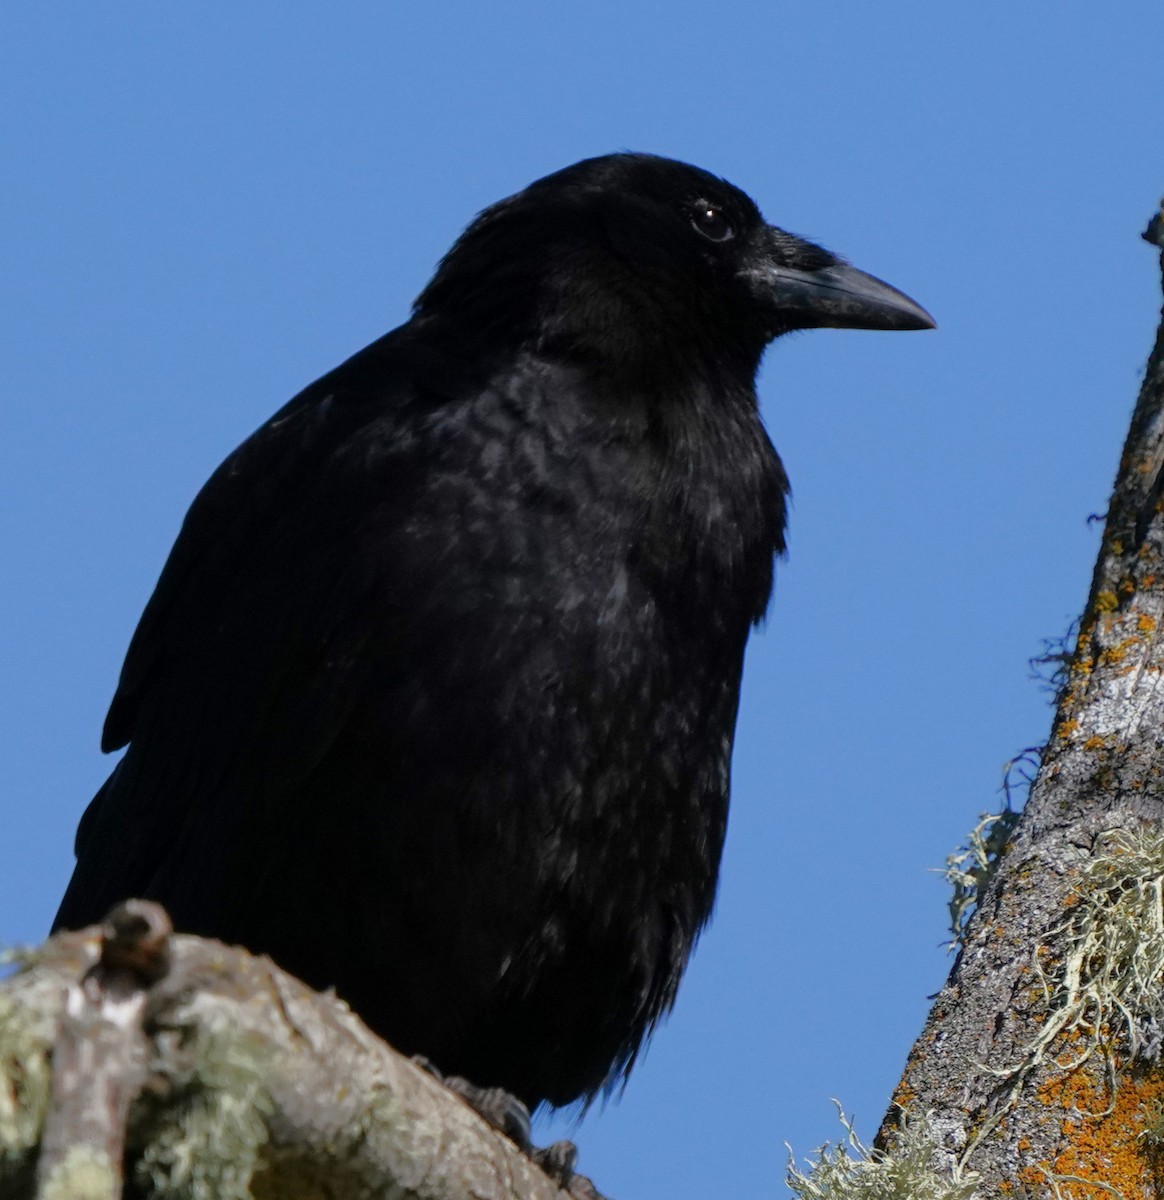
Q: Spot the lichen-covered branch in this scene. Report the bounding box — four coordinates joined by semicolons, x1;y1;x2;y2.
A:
32;901;170;1200
0;902;586;1200
870;203;1164;1198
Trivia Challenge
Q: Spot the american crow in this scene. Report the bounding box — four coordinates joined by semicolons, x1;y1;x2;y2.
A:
55;154;932;1109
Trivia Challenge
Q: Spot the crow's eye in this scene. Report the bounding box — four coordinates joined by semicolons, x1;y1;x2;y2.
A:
690;202;733;243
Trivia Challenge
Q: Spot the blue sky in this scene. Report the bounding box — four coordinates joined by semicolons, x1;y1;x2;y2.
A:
3;4;1163;1196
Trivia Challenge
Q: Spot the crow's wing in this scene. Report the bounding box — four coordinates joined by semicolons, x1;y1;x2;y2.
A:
54;331;447;931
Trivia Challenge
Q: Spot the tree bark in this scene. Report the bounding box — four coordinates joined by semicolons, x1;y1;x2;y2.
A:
876;202;1164;1198
0;903;584;1200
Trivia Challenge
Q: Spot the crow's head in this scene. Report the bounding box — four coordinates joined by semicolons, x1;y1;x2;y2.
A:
414;153;933;382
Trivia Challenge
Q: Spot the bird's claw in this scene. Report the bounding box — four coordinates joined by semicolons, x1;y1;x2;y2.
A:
410;1057;605;1196
445;1076;533;1149
531;1140;606;1198
411;1055;532;1147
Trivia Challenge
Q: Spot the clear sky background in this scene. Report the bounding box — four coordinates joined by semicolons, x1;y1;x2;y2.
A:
3;4;1163;1196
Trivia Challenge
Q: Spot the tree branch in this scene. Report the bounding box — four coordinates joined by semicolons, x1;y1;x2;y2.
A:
0;903;587;1200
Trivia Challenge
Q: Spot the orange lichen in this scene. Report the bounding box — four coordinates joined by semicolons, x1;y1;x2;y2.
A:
1095;592;1119;612
1139;613;1158;633
1058;720;1081;740
1101;635;1146;668
1028;1057;1164;1197
1083;736;1108;752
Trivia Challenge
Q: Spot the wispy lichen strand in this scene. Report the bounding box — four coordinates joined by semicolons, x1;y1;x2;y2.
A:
786;1106;979;1200
964;823;1164;1163
1039;825;1164;1065
940;807;1022;949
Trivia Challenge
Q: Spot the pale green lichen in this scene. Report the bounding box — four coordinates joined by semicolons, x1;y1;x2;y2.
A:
1036;1165;1127;1199
131;1013;273;1200
941;807;1021;949
786;1106;979;1200
1026;825;1164;1072
37;1144;118;1200
0;991;52;1166
964;824;1164;1163
1139;1099;1164;1146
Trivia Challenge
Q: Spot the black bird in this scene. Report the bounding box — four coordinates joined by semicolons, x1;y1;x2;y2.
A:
55;154;932;1109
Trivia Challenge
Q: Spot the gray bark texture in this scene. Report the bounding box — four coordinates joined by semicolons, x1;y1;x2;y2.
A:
875;204;1164;1197
0;902;583;1200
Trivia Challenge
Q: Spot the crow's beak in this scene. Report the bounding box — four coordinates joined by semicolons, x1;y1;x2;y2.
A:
747;259;936;332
